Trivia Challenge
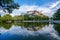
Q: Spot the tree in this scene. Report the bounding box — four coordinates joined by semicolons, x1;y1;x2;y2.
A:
3;14;12;21
0;17;3;22
0;0;19;13
53;8;60;20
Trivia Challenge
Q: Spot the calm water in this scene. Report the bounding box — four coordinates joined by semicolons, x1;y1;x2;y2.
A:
0;22;60;40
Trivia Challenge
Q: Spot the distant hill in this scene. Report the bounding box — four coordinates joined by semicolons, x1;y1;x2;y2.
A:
26;10;47;17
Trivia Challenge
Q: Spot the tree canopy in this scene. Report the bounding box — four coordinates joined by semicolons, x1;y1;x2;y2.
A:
53;8;60;20
3;14;12;21
0;0;19;13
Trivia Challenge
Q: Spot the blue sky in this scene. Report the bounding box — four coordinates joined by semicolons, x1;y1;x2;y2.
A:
14;0;57;6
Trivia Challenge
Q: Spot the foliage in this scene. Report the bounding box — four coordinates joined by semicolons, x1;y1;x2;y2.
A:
0;17;3;22
0;13;49;22
2;14;12;21
0;0;19;13
53;8;60;20
17;14;49;21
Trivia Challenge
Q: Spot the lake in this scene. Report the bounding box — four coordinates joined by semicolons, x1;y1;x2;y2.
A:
0;22;60;40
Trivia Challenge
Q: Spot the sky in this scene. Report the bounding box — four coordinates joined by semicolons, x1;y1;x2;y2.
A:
0;0;60;17
14;0;57;6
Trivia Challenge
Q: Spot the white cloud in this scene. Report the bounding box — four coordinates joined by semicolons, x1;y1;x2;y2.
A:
49;0;60;9
48;0;60;16
12;5;53;17
0;10;8;16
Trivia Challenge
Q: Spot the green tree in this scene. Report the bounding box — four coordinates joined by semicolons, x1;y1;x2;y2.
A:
0;17;3;22
3;14;12;21
0;0;19;13
17;14;49;21
53;8;60;20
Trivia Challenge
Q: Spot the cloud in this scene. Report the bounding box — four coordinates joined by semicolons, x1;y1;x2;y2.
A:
0;10;6;16
49;0;60;9
49;0;60;16
12;5;53;17
0;10;9;16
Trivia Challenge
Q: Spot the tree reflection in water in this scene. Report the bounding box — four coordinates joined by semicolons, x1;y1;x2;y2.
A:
54;23;60;35
0;22;49;31
14;22;49;31
0;22;60;40
0;23;13;29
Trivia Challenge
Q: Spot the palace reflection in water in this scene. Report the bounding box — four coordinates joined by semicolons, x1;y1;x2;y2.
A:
0;22;60;40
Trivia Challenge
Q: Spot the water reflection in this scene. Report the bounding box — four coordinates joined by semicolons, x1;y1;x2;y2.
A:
0;23;13;29
54;23;60;35
0;22;60;40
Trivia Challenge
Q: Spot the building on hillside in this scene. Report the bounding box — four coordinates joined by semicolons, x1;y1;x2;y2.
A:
27;10;43;16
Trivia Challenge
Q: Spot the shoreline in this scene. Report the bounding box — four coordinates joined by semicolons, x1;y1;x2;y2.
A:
1;20;60;24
